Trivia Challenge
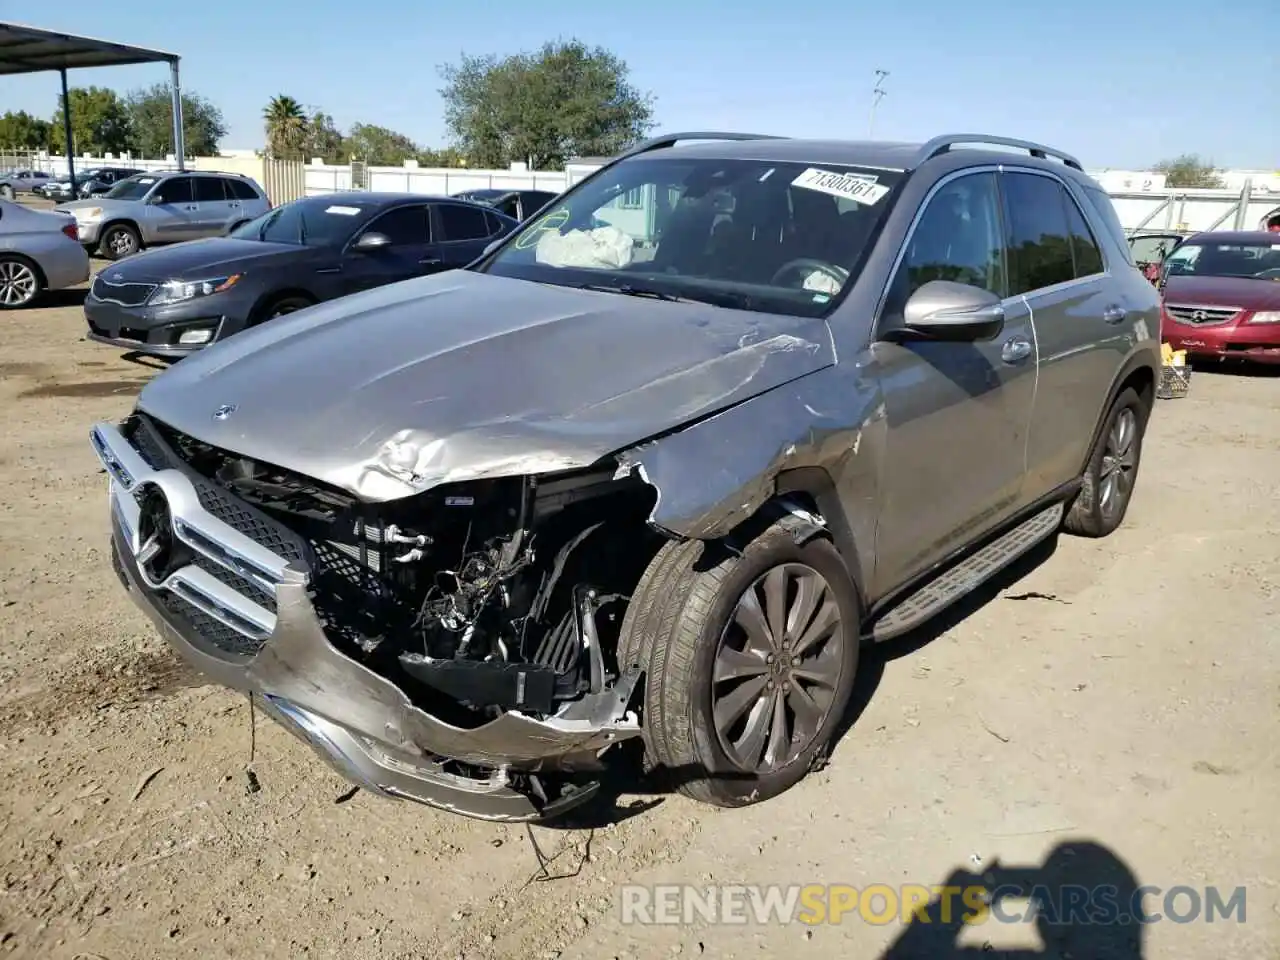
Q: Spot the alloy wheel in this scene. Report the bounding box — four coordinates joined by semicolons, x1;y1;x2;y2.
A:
711;563;846;773
108;231;137;257
1099;408;1138;518
0;260;38;307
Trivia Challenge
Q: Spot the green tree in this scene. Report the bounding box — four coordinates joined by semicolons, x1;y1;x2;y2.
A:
1154;154;1226;189
303;110;346;163
263;94;307;158
124;83;227;158
50;86;132;155
0;110;52;151
418;145;468;168
439;39;654;170
344;123;421;165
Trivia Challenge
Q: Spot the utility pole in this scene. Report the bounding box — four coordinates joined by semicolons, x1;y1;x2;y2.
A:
869;69;888;139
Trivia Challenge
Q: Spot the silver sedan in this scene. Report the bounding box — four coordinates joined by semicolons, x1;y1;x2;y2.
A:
0;200;91;309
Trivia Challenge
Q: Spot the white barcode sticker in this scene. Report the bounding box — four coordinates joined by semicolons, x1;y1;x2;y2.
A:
791;168;889;206
325;205;361;215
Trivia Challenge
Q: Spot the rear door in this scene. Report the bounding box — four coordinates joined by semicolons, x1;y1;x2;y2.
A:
1002;170;1131;494
341;203;435;295
145;176;201;242
191;177;240;236
431;201;501;268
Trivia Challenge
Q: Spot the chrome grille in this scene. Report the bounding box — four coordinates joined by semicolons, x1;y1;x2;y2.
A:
91;275;157;307
93;420;302;660
1165;303;1240;326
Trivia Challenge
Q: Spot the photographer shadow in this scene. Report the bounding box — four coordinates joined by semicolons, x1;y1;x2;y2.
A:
880;840;1146;959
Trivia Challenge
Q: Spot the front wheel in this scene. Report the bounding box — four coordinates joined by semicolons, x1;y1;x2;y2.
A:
1064;386;1149;537
619;517;860;807
0;185;14;201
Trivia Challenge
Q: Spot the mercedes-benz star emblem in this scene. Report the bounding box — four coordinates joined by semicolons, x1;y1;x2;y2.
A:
213;404;237;421
135;487;191;585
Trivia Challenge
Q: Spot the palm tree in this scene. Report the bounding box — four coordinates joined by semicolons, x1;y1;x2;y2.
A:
263;95;306;158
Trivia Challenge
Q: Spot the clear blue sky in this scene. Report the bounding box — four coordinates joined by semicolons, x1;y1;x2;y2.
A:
4;1;1277;169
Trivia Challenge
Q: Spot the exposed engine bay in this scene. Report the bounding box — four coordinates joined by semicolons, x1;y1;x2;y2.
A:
146;415;663;735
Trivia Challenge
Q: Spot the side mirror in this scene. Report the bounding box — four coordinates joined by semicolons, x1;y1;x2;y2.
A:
354;231;391;252
899;280;1005;341
481;237;505;257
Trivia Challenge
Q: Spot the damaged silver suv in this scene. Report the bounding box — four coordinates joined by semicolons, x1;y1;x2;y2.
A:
91;132;1161;822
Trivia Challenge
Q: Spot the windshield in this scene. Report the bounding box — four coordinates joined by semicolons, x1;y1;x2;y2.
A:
480;156;903;316
229;197;375;246
104;175;159;200
1164;240;1280;280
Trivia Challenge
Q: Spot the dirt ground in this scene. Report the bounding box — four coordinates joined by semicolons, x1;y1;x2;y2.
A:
0;249;1277;960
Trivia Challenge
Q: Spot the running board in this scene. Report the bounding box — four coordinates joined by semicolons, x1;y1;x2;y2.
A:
866;501;1064;643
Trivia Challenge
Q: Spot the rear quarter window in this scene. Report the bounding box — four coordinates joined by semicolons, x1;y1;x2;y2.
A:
1081;185;1134;267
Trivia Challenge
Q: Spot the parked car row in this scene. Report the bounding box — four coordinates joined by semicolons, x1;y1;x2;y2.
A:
0;168;53;200
82;191;517;355
37;166;144;201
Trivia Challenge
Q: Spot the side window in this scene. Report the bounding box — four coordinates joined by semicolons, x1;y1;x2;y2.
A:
151;177;194;205
484;211;508;236
193;178;229;202
364;205;430;245
227;179;259;201
887;171;1006;312
438;202;491;242
1063;190;1105;277
1082;186;1135;267
495;196;520;220
1001;172;1075;294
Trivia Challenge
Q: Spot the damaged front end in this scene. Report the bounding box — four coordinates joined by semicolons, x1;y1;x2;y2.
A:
92;412;665;822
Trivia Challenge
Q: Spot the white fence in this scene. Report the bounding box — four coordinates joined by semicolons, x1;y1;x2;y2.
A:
301;161;570;197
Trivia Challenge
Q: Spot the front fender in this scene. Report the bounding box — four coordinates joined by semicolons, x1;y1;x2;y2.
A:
617;363;884;590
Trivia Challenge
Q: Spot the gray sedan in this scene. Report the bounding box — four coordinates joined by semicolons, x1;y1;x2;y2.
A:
0;200;91;309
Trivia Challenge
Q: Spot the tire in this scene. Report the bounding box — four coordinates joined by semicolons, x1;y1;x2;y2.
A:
1064;386;1148;538
0;184;14;201
0;255;43;310
99;223;141;260
618;517;860;807
255;294;315;324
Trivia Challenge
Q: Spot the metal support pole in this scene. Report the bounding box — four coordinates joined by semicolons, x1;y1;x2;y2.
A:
169;59;186;170
59;68;76;196
1233;179;1252;230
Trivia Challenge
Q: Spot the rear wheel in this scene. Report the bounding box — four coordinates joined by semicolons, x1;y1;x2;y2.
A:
100;224;140;260
0;184;14;201
1064;386;1148;537
0;256;42;309
619;518;860;807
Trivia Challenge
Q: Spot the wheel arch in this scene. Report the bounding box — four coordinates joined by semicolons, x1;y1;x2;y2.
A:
1079;351;1158;476
99;218;142;246
0;250;48;288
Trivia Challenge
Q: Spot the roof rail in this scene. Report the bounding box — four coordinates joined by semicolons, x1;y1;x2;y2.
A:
916;134;1083;171
615;131;789;164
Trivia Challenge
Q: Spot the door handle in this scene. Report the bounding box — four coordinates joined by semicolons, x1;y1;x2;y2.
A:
419;258;441;266
184;205;198;211
315;267;341;275
1103;304;1127;324
1000;336;1033;364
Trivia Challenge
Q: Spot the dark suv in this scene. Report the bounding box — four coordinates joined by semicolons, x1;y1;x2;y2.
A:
91;132;1161;824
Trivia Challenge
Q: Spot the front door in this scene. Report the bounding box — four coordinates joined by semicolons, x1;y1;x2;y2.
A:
342;203;436;295
144;176;201;243
870;170;1037;595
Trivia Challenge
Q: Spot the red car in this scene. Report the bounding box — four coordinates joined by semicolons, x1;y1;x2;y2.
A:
1159;231;1280;364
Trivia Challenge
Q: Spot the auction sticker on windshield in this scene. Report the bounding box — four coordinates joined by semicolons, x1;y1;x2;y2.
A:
325;205;362;215
792;168;889;206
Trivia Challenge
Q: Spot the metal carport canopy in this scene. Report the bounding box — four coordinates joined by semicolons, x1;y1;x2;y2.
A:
0;21;186;194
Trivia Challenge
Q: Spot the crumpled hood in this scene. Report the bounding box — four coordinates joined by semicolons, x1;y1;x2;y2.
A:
138;270;835;501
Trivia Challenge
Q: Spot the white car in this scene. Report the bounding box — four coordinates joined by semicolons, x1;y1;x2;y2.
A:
0;200;91;309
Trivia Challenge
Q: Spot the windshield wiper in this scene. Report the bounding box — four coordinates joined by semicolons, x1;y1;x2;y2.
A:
575;282;702;304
